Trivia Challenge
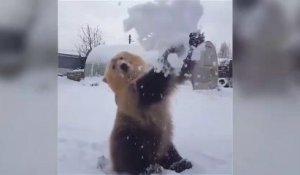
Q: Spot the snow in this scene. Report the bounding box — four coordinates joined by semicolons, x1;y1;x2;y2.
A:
123;0;203;51
59;49;79;55
58;76;232;175
72;69;84;72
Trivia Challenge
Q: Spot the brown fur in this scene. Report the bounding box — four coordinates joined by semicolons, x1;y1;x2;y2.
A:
104;51;190;174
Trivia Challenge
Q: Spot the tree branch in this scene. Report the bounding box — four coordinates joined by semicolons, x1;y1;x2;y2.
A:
75;24;105;57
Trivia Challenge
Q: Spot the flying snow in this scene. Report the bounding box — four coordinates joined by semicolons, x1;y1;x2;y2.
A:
123;0;203;52
123;0;207;77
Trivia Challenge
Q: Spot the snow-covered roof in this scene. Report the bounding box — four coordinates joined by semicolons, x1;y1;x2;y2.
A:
86;44;159;64
58;49;79;56
218;57;232;66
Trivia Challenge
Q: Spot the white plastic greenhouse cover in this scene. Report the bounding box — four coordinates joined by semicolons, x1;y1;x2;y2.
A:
86;44;159;64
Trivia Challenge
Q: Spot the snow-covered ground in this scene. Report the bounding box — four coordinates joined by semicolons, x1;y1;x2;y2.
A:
58;77;232;175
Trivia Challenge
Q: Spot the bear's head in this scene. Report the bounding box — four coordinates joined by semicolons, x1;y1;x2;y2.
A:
103;51;146;94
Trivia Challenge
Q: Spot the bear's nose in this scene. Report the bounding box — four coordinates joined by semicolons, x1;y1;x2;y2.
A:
120;63;128;72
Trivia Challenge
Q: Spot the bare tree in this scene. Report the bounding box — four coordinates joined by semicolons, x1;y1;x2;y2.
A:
76;25;105;57
218;42;231;58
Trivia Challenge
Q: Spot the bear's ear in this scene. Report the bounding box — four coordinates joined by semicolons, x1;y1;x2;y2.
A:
102;77;107;83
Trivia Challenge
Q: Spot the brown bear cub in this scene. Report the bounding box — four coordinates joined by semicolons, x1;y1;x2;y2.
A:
103;50;194;175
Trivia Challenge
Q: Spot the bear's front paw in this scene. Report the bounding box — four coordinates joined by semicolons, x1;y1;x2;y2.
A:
170;159;192;173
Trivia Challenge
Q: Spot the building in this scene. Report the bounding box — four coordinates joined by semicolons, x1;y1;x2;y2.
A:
58;53;86;76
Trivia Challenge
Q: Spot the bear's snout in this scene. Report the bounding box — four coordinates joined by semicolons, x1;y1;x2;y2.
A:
120;63;129;72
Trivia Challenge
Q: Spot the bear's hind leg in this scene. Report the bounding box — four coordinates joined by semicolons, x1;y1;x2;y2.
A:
111;128;152;175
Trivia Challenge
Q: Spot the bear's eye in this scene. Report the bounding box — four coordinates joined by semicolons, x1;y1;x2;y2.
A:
119;57;123;60
112;64;115;69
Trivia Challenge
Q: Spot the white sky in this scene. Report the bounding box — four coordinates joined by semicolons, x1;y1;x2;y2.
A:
58;0;232;53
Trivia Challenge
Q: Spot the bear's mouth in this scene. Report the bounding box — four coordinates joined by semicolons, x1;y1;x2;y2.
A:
120;63;129;72
116;60;131;73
